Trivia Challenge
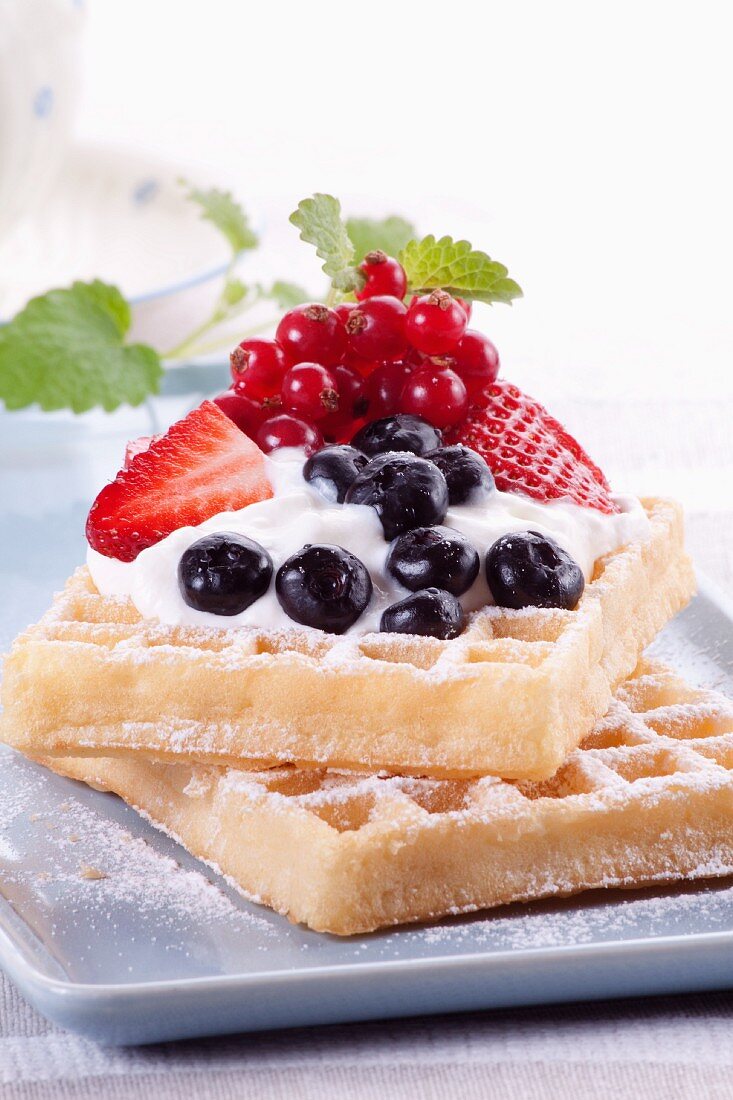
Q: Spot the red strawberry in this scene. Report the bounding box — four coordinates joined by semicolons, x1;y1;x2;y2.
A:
123;434;159;469
448;380;618;513
87;401;273;562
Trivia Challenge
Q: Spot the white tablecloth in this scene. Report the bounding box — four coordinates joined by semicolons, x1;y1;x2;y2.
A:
2;395;733;1099
4;981;733;1099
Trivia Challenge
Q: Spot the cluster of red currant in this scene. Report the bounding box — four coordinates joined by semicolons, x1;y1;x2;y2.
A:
214;250;500;454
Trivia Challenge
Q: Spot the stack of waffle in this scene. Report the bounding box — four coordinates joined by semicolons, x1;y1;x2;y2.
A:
4;498;733;935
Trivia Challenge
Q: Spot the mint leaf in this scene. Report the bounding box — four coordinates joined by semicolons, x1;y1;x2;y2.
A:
0;281;162;413
346;215;416;262
220;277;248;309
290;194;363;293
265;280;309;309
399;235;522;305
78;278;132;332
183;183;258;254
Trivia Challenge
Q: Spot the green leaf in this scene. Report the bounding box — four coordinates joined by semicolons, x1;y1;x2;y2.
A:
346;215;416;263
399;235;523;305
0;281;163;413
183;183;258;254
220;277;249;309
290;194;363;293
264;280;310;309
78;278;132;332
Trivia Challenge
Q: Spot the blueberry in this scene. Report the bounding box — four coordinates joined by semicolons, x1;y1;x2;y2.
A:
380;588;466;640
303;445;368;503
178;532;273;616
386;525;479;596
426;444;495;505
275;544;372;634
486;531;585;610
351;414;442;458
344;453;449;540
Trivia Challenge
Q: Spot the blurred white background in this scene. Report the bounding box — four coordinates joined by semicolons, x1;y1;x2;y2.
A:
70;0;732;403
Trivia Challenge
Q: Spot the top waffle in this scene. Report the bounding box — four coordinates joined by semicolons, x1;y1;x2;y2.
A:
0;498;694;780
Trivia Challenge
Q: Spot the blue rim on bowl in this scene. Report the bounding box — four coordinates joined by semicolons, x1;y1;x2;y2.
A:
128;259;235;307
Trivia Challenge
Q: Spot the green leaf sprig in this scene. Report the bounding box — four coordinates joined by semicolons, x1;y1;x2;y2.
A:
290;193;522;308
164;185;308;360
399;235;522;305
289;194;365;298
183;184;258;254
345;215;415;263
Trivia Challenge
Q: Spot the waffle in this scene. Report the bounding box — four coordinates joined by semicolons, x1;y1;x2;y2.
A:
40;661;733;935
1;498;694;780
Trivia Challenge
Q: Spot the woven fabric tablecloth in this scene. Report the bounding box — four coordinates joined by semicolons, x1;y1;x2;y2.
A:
2;395;733;1099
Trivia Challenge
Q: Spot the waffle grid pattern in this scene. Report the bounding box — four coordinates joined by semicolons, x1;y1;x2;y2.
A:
28;563;582;670
222;660;733;828
45;661;733;934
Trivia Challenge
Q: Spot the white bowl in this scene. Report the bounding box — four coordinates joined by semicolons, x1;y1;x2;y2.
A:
0;144;251;354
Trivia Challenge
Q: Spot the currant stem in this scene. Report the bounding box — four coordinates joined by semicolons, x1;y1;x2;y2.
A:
162;317;224;362
162;259;268;360
165;317;278;361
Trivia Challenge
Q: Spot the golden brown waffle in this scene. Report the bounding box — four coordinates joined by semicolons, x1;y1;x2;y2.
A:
42;661;733;935
1;499;694;780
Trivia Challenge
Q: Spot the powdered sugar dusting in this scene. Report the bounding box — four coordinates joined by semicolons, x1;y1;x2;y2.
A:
2;581;733;985
411;872;733;953
0;748;277;983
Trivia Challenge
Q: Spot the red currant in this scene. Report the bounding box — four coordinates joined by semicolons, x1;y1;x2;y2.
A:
356;251;407;301
452;329;500;397
334;301;356;326
456;297;472;322
409;293;472;321
405;290;467;355
345;295;407;362
229;338;288;400
212;389;274;439
341;355;382;377
275;303;346;367
400;366;468;429
256;414;324;456
334;363;369;418
281;363;339;422
365;361;415;419
405;346;427;368
320;363;370;442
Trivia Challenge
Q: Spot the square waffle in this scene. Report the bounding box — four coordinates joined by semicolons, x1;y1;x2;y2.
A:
1;498;694;780
40;661;733;935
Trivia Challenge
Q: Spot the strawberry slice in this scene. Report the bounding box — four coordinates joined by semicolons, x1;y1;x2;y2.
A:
87;401;273;561
123;434;159;469
448;380;618;513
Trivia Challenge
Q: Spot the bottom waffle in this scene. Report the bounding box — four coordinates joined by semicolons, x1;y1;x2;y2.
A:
41;660;733;936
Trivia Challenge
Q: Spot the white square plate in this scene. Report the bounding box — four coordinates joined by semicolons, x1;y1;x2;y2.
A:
0;579;732;1045
1;397;733;1045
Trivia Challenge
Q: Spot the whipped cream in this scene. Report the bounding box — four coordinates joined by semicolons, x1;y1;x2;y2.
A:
87;448;651;636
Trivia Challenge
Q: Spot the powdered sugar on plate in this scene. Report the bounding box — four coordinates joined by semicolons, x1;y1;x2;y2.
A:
0;749;278;982
409;876;733;953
